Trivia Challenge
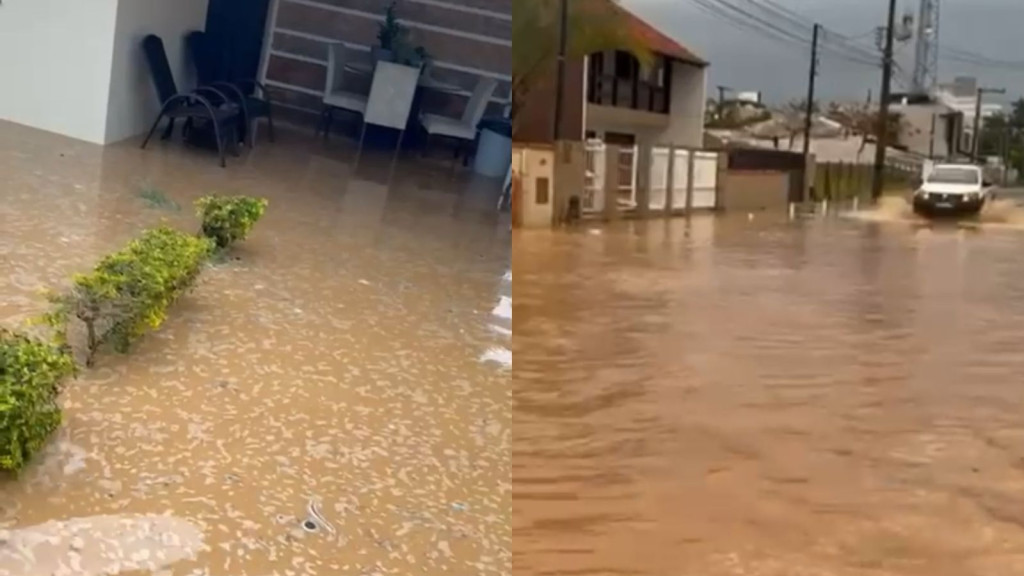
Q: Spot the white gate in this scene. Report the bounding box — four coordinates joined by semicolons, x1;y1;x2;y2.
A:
583;140;606;213
584;139;638;213
648;148;718;211
692;151;719;209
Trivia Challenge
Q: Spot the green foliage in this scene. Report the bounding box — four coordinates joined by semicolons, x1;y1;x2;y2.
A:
374;1;429;66
43;227;214;365
195;195;268;249
0;329;75;472
377;0;405;50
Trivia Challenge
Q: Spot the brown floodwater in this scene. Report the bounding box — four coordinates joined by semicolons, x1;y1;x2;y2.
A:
514;208;1024;576
0;121;510;575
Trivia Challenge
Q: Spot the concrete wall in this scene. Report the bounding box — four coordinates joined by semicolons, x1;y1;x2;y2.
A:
585;104;669;146
895;104;957;160
663;61;706;147
0;0;120;143
585;59;707;149
104;0;211;143
720;171;791;212
512;145;556;228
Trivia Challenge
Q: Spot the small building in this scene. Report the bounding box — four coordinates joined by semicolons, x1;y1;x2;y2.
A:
890;93;965;160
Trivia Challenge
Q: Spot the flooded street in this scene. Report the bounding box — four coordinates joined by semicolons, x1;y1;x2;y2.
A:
514;212;1024;575
0;121;509;575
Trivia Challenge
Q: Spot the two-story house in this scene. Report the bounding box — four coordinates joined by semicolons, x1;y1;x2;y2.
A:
583;3;707;149
516;1;708;149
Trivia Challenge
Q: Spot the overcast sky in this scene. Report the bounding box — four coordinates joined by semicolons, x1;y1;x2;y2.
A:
622;0;1024;105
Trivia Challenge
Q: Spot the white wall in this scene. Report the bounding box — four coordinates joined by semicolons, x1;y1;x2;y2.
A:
104;0;210;143
663;61;707;148
0;0;119;144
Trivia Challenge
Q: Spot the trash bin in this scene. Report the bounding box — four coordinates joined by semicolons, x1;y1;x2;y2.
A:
474;119;512;179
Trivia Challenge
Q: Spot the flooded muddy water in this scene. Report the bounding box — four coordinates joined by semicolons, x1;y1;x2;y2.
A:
514;213;1024;576
0;121;509;575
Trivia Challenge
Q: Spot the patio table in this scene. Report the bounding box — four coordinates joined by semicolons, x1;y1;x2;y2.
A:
343;62;462;151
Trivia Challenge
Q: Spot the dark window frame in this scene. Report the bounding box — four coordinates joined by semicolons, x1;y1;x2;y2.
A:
586;51;675;115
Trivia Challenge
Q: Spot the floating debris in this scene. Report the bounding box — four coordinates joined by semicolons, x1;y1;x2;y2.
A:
481;346;512;369
302;498;336;535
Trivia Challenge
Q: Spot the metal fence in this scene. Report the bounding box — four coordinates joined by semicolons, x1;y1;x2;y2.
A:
813;161;920;201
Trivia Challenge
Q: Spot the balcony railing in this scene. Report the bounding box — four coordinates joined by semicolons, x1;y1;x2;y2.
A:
588;74;670;114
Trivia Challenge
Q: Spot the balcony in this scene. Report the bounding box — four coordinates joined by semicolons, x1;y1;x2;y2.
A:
585;51;672;134
586;51;671;114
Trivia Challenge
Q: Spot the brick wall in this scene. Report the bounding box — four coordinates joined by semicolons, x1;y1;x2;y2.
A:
260;0;511;125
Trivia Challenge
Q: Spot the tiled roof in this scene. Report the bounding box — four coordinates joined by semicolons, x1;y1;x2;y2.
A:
606;1;707;66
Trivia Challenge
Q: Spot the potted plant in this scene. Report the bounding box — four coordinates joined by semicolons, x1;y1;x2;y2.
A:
374;1;404;63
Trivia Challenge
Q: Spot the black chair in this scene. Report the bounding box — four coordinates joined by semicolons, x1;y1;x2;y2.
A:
186;30;275;147
141;34;239;167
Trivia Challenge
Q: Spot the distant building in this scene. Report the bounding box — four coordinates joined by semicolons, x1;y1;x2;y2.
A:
734;91;762;104
890;93;965;160
887;75;1005;160
934;76;1003;155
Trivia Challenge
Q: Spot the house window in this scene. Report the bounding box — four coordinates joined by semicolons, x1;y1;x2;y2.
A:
614;51;638;80
604;132;636;146
653;61;666;88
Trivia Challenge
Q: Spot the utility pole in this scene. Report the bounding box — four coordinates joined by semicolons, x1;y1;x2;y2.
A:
928;113;936;159
802;24;821;201
717;85;733;107
972;86;1006;162
871;0;899;200
1002;122;1011;185
552;0;570;141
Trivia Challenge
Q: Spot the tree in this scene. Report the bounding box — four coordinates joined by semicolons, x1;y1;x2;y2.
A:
512;0;652;136
828;102;911;161
978;112;1009;158
778;99;817;150
980;103;1024;182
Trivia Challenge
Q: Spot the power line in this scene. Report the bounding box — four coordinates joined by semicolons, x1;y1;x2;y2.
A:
685;0;880;67
940;46;1024;71
719;0;880;63
736;0;881;61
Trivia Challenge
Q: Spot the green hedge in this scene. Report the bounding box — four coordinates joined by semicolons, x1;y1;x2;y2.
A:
45;226;214;365
196;195;268;249
0;329;75;472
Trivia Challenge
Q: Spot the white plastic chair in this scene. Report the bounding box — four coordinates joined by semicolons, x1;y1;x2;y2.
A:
317;42;369;139
356;61;422;165
420;77;498;159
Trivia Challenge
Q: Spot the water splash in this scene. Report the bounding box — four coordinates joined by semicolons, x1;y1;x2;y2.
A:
845;196;1024;230
492;296;512;321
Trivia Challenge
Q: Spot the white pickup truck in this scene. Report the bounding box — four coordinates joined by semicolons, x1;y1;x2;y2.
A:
912;164;993;217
